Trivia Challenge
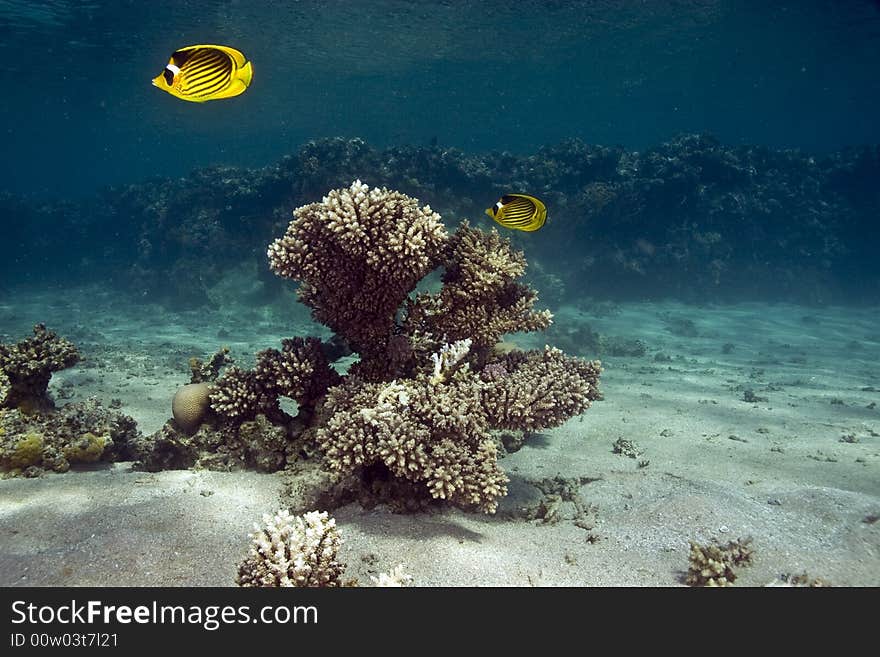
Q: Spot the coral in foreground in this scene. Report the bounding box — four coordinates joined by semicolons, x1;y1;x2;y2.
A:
236;508;412;588
237;510;346;587
141;181;602;513
686;537;754;586
317;370;509;513
371;564;413;587
317;346;600;513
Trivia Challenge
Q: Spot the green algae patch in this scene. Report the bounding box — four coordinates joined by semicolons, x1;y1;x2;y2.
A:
63;432;111;463
1;431;46;470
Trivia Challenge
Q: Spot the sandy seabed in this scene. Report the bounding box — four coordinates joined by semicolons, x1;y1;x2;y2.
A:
0;285;877;586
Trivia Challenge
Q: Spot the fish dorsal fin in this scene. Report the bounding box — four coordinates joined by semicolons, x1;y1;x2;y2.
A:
171;46;200;67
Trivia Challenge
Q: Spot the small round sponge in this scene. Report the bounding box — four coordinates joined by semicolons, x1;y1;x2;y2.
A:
172;382;211;433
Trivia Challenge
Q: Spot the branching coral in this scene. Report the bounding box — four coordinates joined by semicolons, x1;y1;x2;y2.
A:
143;181;602;513
404;221;552;353
686;537;754;586
237;509;345;587
209;337;341;424
268;180;448;377
188;346;233;383
264;181;601;511
316;347;601;513
317;370;507;512
0;324;80;410
480;346;602;432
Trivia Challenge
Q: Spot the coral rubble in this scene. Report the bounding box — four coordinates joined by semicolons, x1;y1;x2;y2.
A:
686;537;754;587
0;398;139;477
0;326;139;477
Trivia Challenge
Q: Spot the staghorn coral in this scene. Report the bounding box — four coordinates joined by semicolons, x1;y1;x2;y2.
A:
0;324;80;411
237;509;346;587
268;180;448;378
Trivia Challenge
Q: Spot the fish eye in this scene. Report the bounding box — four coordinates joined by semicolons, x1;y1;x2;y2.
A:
163;68;175;85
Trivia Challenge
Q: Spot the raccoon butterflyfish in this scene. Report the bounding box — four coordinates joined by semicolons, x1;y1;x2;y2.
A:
152;44;253;102
485;194;547;232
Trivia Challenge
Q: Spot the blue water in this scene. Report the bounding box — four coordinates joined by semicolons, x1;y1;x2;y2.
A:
1;0;879;198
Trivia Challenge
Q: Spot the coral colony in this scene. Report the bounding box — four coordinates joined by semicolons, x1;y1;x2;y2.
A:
1;181;602;518
151;180;602;514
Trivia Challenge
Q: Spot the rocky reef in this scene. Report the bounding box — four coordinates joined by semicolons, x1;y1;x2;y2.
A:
0;326;140;477
140;182;602;513
0;324;80;412
2;135;878;304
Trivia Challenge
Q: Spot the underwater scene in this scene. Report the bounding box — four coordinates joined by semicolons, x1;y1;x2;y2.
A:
0;0;878;588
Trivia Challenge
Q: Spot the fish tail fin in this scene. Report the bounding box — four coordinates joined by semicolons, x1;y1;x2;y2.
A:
237;61;254;87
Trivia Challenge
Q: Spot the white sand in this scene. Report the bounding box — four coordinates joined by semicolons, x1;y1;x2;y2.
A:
0;286;877;586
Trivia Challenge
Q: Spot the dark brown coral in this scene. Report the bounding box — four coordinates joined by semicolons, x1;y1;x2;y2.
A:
267;180;448;378
0;324;80;410
210;337;341;424
404;221;552;355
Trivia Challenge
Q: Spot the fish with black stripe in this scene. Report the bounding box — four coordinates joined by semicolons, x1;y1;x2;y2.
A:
152;44;253;102
485;193;547;232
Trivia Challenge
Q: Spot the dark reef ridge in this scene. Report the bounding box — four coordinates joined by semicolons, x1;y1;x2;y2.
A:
2;134;878;304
